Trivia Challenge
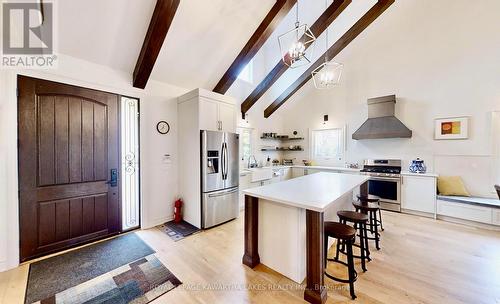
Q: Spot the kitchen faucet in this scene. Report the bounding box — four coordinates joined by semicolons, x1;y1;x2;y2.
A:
248;155;258;168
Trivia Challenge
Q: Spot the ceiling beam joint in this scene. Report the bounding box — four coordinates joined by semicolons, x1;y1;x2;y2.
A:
264;0;395;118
240;0;352;117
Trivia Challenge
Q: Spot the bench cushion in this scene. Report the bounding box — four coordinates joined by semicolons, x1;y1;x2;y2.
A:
437;176;470;196
437;195;500;209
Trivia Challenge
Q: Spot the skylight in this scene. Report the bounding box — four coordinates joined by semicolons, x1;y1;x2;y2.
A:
237;60;254;83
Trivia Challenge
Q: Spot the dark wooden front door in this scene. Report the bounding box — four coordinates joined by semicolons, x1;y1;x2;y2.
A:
18;76;121;262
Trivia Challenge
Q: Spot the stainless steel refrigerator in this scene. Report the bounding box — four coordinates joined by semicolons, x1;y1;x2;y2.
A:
201;130;239;228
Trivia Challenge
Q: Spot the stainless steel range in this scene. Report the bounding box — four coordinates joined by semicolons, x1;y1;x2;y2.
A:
360;159;402;212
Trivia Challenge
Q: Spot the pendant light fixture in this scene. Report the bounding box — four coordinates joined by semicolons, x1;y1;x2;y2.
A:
278;0;316;68
311;0;343;89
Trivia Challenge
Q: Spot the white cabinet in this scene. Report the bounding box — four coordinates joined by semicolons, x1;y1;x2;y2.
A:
177;88;237;228
401;175;437;215
239;173;252;210
292;168;305;178
437;200;492;224
199;97;236;132
282;168;292;181
492;209;500;225
198;98;219;131
218;102;236;132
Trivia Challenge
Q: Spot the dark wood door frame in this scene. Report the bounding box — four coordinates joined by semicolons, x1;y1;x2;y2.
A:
17;75;141;262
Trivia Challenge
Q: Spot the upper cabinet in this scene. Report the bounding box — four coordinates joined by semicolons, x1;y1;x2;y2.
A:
218;102;236;132
178;88;236;133
198;98;219;131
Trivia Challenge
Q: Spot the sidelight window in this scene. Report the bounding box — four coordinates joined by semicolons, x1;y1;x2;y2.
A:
121;96;140;230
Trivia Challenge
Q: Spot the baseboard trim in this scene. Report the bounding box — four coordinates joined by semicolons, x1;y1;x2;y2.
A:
142;215;173;230
437;215;500;231
0;259;18;273
402;209;434;218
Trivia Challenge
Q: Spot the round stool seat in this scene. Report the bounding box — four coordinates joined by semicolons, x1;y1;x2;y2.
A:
353;201;380;211
337;210;369;223
357;195;380;203
325;222;356;240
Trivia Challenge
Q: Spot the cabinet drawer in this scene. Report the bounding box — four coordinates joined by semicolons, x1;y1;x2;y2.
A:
437;200;492;224
492;209;500;226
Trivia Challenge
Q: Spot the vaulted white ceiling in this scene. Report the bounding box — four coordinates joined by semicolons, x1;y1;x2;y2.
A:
56;0;275;90
55;0;379;109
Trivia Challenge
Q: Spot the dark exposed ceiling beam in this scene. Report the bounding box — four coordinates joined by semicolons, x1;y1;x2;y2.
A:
264;0;395;118
213;0;297;94
133;0;180;89
240;0;352;118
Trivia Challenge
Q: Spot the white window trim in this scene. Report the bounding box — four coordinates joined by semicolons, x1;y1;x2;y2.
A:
309;126;346;166
237;126;254;163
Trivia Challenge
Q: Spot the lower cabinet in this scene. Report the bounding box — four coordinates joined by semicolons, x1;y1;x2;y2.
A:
291;168;305;178
281;168;292;181
437;200;493;224
401;175;437;214
239;173;252;210
492;209;500;225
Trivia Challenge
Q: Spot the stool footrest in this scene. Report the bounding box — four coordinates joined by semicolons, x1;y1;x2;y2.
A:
324;259;358;284
338;247;372;261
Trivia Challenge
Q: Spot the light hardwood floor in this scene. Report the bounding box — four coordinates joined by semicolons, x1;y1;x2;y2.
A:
1;211;499;304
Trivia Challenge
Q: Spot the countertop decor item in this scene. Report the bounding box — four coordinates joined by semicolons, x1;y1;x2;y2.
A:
434;116;469;140
409;158;426;173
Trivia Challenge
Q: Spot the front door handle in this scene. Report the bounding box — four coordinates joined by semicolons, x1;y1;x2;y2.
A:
106;169;118;187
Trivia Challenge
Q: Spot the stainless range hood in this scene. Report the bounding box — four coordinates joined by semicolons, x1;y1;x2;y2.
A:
352;95;412;140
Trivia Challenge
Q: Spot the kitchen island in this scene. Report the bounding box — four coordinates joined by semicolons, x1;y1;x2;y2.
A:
242;172;369;304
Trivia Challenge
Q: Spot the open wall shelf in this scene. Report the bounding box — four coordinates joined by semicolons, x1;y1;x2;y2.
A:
260;137;304;141
261;148;304;152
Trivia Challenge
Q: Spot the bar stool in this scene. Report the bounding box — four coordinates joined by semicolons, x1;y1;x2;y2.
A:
324;222;358;300
335;211;370;272
353;201;381;250
357;195;384;231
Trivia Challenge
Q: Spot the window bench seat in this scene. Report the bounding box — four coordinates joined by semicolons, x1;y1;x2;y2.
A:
437;195;500;209
437;195;500;226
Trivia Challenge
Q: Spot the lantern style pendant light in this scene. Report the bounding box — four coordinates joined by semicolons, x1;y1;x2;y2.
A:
311;0;343;89
278;0;316;68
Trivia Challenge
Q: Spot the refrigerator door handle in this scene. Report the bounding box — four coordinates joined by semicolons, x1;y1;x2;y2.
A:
221;142;226;180
223;142;228;180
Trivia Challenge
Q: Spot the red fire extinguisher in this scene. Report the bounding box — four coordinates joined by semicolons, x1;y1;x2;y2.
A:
174;199;183;223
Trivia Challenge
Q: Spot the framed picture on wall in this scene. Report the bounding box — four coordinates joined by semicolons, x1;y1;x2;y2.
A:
434;116;469;140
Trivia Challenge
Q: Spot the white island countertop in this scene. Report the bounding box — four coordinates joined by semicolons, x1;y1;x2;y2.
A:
243;172;369;212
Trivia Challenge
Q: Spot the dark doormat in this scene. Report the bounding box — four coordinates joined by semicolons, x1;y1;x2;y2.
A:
157;220;200;241
25;233;157;303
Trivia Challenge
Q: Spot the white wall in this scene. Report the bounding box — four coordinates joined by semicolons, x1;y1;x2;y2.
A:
0;54;188;271
274;0;500;196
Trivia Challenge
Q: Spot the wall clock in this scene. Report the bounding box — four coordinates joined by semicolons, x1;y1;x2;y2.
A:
156;121;170;134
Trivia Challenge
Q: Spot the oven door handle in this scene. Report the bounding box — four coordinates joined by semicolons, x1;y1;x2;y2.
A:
369;177;401;182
